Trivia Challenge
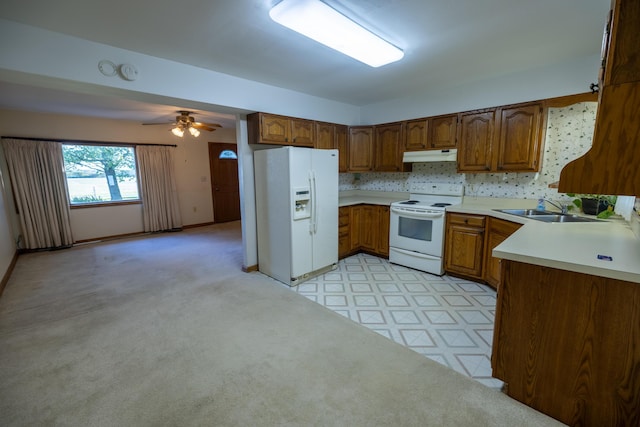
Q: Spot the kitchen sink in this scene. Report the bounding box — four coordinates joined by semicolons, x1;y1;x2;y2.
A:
494;209;602;223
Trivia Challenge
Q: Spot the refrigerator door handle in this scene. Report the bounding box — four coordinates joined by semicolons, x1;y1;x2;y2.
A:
308;171;315;233
311;170;318;234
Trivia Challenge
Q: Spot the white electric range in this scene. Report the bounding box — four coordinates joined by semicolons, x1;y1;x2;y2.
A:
389;184;464;275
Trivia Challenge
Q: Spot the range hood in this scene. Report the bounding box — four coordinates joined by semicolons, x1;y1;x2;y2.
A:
403;149;457;163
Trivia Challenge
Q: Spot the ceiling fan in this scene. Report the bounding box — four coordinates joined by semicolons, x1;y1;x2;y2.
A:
143;110;222;137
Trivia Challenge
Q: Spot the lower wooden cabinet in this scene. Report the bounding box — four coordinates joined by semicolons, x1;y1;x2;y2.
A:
338;206;351;259
444;213;486;280
377;206;390;257
483;217;522;289
338;204;390;259
444;213;521;287
492;260;640;426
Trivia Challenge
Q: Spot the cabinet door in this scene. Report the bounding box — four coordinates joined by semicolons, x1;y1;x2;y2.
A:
444;213;485;279
429;114;458;149
359;205;379;252
338;206;351;259
376;205;390;257
315;122;336;150
405;119;428;151
496;103;545;172
374;123;404;171
336;125;349;173
259;113;290;143
483;217;522;289
458;109;495;172
350;205;362;251
290;118;315;147
348;127;374;172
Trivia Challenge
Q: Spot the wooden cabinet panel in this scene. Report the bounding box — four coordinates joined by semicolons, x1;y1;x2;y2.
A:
374;123;404;172
482;217;522;290
290;118;314;147
377;206;390;257
248;112;315;147
496;103;544;172
335;125;348;173
493;260;640;426
429;114;458;149
350;206;362;251
405;119;428;151
338;206;351;259
603;0;640;87
340;204;390;259
359;205;379;252
559;0;640;196
259;113;289;143
458;110;495;172
458;104;544;173
315;122;336;150
444;213;485;280
348;127;374;172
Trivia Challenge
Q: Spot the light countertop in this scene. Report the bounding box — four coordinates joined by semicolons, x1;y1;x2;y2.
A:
339;190;408;207
338;191;640;283
449;197;640;284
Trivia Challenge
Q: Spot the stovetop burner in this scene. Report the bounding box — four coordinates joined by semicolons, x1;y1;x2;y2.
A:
399;200;420;205
431;202;452;207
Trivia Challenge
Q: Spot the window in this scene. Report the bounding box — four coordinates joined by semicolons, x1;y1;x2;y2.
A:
62;144;140;205
219;149;238;160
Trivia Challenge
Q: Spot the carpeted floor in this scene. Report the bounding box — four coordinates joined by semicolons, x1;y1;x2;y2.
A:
0;222;563;426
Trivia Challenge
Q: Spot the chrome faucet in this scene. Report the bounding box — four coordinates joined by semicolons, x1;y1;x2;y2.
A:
543;199;569;214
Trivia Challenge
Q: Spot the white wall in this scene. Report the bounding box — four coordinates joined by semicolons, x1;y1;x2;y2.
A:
0;109;237;242
0;17;605;273
360;55;601;125
0;19;361;125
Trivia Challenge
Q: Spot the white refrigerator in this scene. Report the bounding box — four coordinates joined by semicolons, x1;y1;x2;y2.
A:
254;146;338;286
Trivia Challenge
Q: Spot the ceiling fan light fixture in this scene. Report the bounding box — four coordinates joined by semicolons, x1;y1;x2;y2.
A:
269;0;404;68
189;127;200;137
171;126;184;137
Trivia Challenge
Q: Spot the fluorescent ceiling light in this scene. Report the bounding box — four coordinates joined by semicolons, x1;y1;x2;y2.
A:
269;0;404;68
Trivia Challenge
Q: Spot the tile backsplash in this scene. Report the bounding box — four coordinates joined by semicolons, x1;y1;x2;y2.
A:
339;102;598;203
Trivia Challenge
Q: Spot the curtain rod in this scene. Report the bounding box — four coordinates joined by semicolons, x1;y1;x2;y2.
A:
1;136;177;148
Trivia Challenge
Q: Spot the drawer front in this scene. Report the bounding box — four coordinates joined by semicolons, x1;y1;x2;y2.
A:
448;213;485;228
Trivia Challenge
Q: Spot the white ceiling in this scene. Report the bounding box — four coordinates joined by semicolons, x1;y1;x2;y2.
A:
0;0;610;126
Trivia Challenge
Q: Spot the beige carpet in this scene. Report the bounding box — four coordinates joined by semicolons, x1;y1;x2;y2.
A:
0;222;563;426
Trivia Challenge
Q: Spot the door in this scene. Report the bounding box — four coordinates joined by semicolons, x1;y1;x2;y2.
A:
209;143;241;223
310;149;338;270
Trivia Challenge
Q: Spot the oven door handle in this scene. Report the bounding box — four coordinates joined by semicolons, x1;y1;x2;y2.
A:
391;207;444;219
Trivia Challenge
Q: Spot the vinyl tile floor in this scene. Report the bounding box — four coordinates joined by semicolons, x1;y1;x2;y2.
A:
291;253;504;389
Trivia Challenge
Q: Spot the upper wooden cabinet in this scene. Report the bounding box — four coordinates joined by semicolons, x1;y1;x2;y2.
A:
405;114;457;151
429;114;458;150
458;109;496;172
314;122;336;150
458;102;545;173
374;123;407;172
248;112;314;147
335;125;349;173
348;126;374;172
405;119;428;151
559;0;640;196
496;103;545;172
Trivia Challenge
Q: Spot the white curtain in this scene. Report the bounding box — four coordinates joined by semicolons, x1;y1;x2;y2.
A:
2;138;73;249
136;145;182;232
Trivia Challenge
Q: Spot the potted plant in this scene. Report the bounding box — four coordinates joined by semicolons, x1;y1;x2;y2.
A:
566;193;617;218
